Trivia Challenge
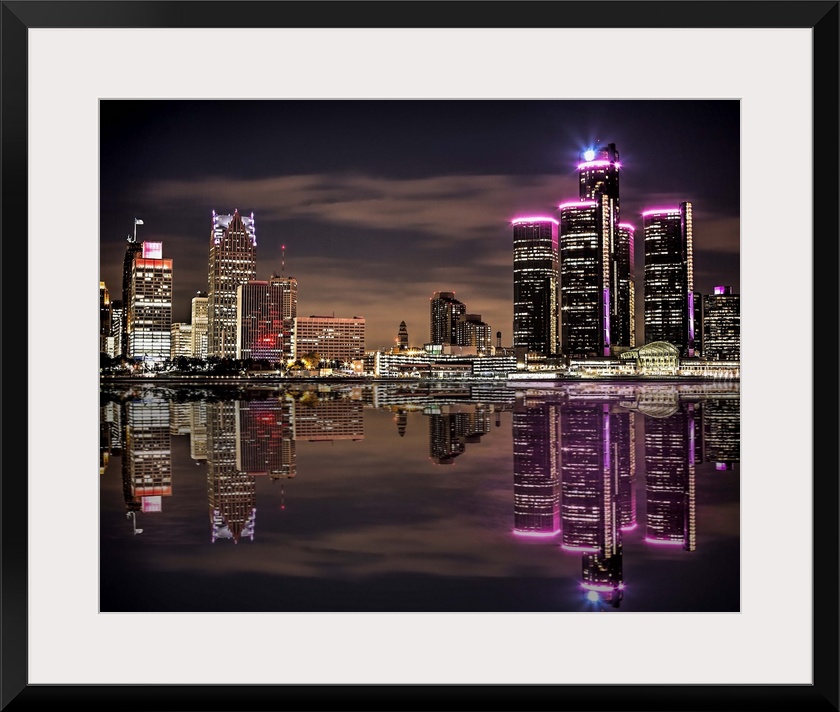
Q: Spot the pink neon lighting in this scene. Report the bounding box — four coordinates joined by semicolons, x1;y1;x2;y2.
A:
512;216;559;225
581;583;625;592
642;208;681;216
558;201;597;211
617;223;635;231
620;522;638;532
644;537;685;546
513;530;560;538
578;160;621;170
561;544;600;553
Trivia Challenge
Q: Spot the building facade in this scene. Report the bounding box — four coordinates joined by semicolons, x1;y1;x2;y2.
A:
126;241;173;364
190;292;209;360
170;322;193;359
269;273;298;362
207;210;257;358
579;143;620;209
294;316;366;362
430;292;466;345
456;314;492;353
120;236;143;358
643;203;695;356
512;217;559;357
235;280;290;362
702;286;740;361
100;281;112;355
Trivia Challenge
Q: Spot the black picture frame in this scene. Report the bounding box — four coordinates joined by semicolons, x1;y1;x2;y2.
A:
2;1;837;710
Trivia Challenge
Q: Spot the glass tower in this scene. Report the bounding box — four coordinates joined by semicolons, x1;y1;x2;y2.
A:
512;217;559;356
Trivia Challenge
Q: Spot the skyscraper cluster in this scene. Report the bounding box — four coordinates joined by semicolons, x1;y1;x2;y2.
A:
102;210;366;367
512;143;739;362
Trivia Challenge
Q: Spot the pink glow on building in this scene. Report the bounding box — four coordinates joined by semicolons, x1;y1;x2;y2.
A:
642;208;681;216
512;216;559;225
577;160;621;170
557;201;597;211
644;537;685;546
617;223;636;231
581;582;626;592
513;530;560;538
142;242;163;259
620;522;638;532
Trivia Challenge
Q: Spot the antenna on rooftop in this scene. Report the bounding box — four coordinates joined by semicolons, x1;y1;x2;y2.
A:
281;245;286;276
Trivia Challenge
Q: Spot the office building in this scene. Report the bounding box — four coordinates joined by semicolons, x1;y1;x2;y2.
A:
110;300;124;359
643;203;695;356
190;292;208;360
702;286;740;361
430;292;466;345
236;280;291;362
171;323;193;359
579;143;620;210
614;223;636;350
456;314;492;353
100;281;112;355
126;241;173;364
269;272;298;362
512;217;559;357
294;316;365;362
120;231;143;358
208;209;257;358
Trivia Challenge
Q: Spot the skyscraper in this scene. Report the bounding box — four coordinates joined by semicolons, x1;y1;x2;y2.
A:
126;241;173;364
702;286;740;361
397;320;409;350
269;272;298;362
512;217;559;357
579;143;620;210
190;291;209;360
208;209;257;358
614;223;636;350
120;229;143;358
99;281;112;355
429;291;466;345
456;314;492;353
235;280;290;362
643;203;695;356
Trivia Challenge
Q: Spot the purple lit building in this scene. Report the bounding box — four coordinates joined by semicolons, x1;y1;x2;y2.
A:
643;203;695;356
512;217;559;357
702;286;740;361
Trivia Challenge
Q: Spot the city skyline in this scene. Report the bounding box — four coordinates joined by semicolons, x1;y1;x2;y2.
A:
100;100;739;351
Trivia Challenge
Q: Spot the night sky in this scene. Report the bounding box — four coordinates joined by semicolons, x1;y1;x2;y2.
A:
99;99;739;351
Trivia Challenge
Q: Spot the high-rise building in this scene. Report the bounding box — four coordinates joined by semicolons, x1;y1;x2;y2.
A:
269;272;298;362
294;316;366;363
456;314;492;353
615;223;636;350
429;292;466;345
110;300;124;359
235;280;290;362
702;286;740;361
208;209;257;358
126;241;173;364
643;203;695;356
512;217;559;357
170;323;192;359
120;228;144;358
100;281;112;355
190;292;209;360
558;200;606;357
579;143;620;210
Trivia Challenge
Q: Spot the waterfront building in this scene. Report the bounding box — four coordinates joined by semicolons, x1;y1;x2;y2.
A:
269;272;298;362
120;229;143;358
643;203;695;356
558;200;614;357
456;314;492;353
512;217;559;357
170;322;193;359
100;281;112;355
110;300;123;359
207;209;257;358
430;292;466;345
614;223;636;351
126;241;173;364
190;292;208;360
294;315;365;362
235;280;291;362
702;286;740;361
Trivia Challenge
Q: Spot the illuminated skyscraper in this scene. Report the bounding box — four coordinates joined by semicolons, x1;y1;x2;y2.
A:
702;286;740;361
558;200;610;357
269;272;298;362
100;281;112;355
397;320;409;350
110;300;124;359
120;229;143;358
208;209;257;358
579;143;620;209
430;292;466;345
190;291;209;360
170;323;192;359
615;223;636;350
126;241;173;364
643;203;695;356
512;217;559;356
294;316;365;362
456;314;492;353
236;280;292;362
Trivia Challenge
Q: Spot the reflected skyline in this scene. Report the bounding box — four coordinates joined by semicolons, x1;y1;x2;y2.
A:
101;381;739;612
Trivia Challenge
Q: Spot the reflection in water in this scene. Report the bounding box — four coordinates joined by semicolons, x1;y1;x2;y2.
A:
100;381;739;611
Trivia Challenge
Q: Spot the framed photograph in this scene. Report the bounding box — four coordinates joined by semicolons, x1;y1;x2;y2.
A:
5;1;837;710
